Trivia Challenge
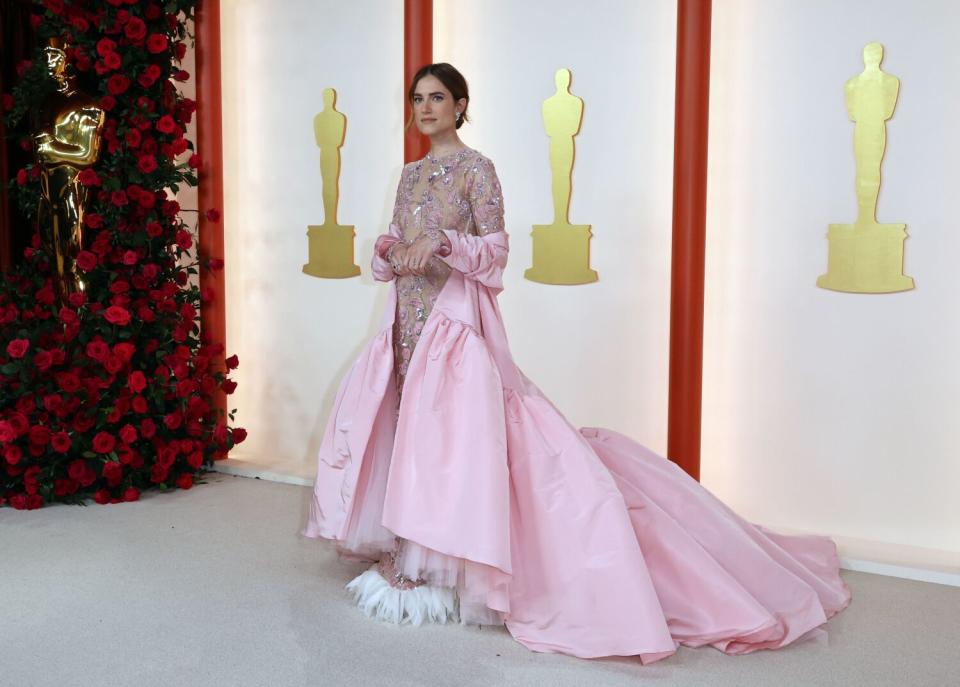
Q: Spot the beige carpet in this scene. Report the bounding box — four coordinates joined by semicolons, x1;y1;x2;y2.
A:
1;473;957;687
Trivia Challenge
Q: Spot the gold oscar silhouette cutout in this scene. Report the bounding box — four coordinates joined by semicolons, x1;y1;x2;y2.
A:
33;38;105;306
818;43;914;293
303;88;360;279
525;68;598;285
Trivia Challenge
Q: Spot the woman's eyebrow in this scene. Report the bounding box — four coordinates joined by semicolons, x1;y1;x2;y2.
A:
414;92;446;97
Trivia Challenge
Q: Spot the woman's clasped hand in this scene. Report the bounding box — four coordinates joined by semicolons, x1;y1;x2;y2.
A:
389;234;439;277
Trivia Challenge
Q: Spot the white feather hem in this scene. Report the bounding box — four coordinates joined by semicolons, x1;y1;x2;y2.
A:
345;567;459;626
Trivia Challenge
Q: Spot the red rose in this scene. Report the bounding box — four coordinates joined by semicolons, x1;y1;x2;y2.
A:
57;372;81;393
74;52;92;73
173;70;189;82
164;412;182;430
174;42;187;60
59;307;78;326
113;342;135;362
16;169;28;185
107;74;131;95
85;213;104;228
119;425;138;445
86;340;110;361
123;250;139;266
104;355;124;374
132;395;148;413
54;478;78;497
94;489;111;505
68;459;88;481
96;38;116;57
221;379;237;394
175;230;192;249
162;199;180;217
103;305;131;326
188;154;201;169
175;473;193;490
137;191;157;209
150;464;168;484
128;370;147;393
3;444;22;465
103;52;122;70
156;115;176;134
103;461;123;485
36;286;56;306
175;380;196;398
92;431;116;454
125;16;147;40
77;169;101;186
100;95;116;111
76;250;98;271
205;208;221;222
123;487;140;502
34;350;53;371
28;425;50;446
6;338;29;359
110;190;129;206
42;394;62;412
146;221;163;237
232;428;248;444
140;418;157;438
137;155;157;174
51;432;71;453
72;413;95;432
125;128;141;148
147;34;168;54
186;451;203;469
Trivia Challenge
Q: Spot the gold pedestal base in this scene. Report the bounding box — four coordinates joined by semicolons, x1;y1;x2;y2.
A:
525;223;598;285
302;223;361;279
817;222;913;293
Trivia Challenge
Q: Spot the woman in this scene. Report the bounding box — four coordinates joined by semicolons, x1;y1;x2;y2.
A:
303;63;850;664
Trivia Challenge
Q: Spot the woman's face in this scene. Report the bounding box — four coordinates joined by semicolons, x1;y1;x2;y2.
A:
412;74;463;136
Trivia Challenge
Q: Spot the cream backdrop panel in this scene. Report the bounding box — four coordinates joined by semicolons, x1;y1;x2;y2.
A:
434;0;676;448
222;1;404;468
222;0;678;470
705;0;960;554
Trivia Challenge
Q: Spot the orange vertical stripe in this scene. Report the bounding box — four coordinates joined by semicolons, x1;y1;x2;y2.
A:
668;0;712;481
195;0;228;455
404;0;433;163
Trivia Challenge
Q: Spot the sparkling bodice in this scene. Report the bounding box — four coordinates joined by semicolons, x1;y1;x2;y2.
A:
391;146;505;394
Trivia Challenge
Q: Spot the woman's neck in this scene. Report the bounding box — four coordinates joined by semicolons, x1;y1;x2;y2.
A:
427;131;466;157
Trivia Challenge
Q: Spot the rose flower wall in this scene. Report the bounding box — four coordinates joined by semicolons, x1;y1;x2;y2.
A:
1;1;245;508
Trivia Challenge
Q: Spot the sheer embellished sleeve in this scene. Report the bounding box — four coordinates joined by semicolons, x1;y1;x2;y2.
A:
437;156;509;291
466;155;505;237
371;166;407;281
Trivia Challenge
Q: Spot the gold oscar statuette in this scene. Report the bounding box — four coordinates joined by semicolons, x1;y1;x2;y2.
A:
303;87;360;279
33;38;105;305
818;42;914;294
525;68;598;285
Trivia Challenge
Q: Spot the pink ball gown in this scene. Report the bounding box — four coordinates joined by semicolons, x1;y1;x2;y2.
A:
303;146;850;664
